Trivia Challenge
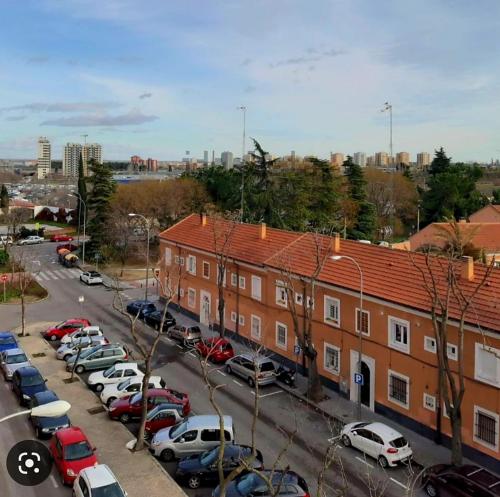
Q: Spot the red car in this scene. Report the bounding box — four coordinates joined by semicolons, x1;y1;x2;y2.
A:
49;427;97;485
51;234;74;242
145;403;184;437
196;337;235;363
108;388;190;423
56;243;77;253
43;319;91;342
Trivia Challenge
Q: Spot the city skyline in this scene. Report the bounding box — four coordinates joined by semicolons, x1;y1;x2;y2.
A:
1;1;499;162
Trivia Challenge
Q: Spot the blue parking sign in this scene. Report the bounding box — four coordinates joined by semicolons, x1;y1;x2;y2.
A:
354;373;364;385
293;345;301;355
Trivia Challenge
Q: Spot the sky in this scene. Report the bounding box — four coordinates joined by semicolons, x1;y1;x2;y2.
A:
1;0;500;162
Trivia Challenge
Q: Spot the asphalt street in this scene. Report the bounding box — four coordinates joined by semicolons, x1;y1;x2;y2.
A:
1;242;426;497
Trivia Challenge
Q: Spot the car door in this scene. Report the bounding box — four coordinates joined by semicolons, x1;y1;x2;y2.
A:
100;348;117;368
12;372;20;398
367;431;384;458
173;430;199;456
437;475;476;497
351;429;372;455
51;437;64;476
232;357;246;379
85;350;103;369
150;411;177;433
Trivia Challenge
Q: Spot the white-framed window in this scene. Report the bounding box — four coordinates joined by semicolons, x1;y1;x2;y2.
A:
388;317;410;353
239;276;246;290
423;393;436;412
222;268;227;287
388;370;410;409
179;288;184;298
202;261;210;279
324;296;340;327
187;288;196;308
356;308;370;335
179;256;185;266
275;281;288;307
475;343;500;387
295;293;303;305
238;314;245;326
230;311;237;323
275;321;288;350
251;275;261;300
251;315;262;340
187;255;196;275
306;296;314;309
231;273;238;287
324;343;340;375
447;343;458;361
164;247;172;266
424;336;437;354
174;255;179;264
473;406;499;451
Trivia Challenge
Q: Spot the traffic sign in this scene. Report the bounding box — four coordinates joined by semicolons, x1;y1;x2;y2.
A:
293;345;301;355
354;373;364;385
1;274;8;282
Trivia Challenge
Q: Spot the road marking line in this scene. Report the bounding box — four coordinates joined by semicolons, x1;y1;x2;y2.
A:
38;272;50;281
46;271;59;280
217;370;227;376
55;270;69;279
233;380;243;386
355;456;374;468
176;344;183;349
258;391;283;398
188;351;196;357
50;475;58;488
390;478;407;489
69;269;81;277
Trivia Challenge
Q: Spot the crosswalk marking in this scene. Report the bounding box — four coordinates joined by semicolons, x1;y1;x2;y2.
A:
35;269;81;282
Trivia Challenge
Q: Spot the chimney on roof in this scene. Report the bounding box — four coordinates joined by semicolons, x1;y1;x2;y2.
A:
458;218;467;224
200;213;207;226
461;256;474;281
332;232;341;253
260;223;267;240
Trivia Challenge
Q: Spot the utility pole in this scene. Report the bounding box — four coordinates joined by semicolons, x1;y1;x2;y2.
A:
81;134;88;145
237;106;246;221
382;102;394;240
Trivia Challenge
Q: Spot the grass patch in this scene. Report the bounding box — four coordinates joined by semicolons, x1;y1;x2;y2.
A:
0;280;48;304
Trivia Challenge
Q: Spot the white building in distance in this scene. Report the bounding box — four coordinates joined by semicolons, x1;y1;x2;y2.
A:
221;151;234;169
37;137;51;179
63;142;102;177
353;152;367;167
82;143;102;175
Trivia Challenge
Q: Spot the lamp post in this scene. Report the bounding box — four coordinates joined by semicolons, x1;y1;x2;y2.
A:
330;255;364;420
129;213;150;301
237;105;246;220
68;193;86;266
0;400;71;424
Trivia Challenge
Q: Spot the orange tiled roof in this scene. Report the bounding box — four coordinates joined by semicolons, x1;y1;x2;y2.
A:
469;204;500;223
9;199;35;208
160;214;500;333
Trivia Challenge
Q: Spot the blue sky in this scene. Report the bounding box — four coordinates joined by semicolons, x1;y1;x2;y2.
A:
1;0;499;161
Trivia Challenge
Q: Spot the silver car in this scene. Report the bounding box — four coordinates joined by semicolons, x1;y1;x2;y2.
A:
56;336;108;361
167;325;202;347
225;353;276;387
0;348;31;380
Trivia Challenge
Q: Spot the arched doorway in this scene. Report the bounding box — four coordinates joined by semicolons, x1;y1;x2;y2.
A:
360;361;371;408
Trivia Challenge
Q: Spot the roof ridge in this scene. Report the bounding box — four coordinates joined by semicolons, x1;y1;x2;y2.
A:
263;231;309;265
159;213;197;237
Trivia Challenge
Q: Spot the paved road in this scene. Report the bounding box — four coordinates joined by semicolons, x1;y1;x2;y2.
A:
2;243;426;497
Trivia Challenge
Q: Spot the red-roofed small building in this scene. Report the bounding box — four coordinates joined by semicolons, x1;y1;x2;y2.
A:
469;204;500;223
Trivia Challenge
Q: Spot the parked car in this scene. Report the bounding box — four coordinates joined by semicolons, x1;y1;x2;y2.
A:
80;271;103;285
60;326;103;345
144;310;176;331
30;390;70;438
51;234;73;242
150;415;234;462
341;421;413;468
100;375;165;406
176;444;263;489
125;300;156;319
213;470;309;497
0;235;13;245
0;331;18;352
43;319;91;342
18;235;44;245
87;363;143;392
56;243;78;253
108;388;190;423
73;464;127;497
56;336;108;361
49;427;97;485
196;338;234;364
422;464;500;497
0;347;31;380
11;366;48;406
145;403;185;438
225;354;276;387
66;344;129;374
167;325;202;347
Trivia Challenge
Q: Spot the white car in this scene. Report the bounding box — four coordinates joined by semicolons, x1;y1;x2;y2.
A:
100;375;165;406
340;421;413;467
80;271;103;285
56;335;108;361
18;235;44;245
87;363;143;392
60;326;103;344
73;464;127;497
0;235;13;245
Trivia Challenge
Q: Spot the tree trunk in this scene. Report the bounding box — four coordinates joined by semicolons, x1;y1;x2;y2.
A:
450;410;463;466
21;293;26;337
305;346;323;403
135;360;151;451
218;288;225;338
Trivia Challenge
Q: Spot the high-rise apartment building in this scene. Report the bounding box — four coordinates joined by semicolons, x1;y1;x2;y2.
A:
396;152;410;167
221;151;234;169
417;152;431;169
131;155;143;167
330;153;344;168
353;152;366;167
146;158;158;172
37;137;51;179
63;143;82;177
82;143;102;175
366;155;376;167
375;152;389;168
203;150;209;165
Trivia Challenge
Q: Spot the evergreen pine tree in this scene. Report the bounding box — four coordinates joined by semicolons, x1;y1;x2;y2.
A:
0;184;9;211
77;153;87;221
428;147;451;176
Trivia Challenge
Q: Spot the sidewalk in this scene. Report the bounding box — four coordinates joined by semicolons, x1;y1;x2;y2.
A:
16;322;187;497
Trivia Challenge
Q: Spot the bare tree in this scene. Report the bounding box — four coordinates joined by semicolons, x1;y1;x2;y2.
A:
3;208;32;238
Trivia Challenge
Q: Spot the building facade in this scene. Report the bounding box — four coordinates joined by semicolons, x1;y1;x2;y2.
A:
82;143;102;175
330;153;344;168
353;152;366;167
417;152;431;169
37;137;51;179
159;214;500;471
396;152;410;167
221;151;234;169
375;152;389;168
63;143;82;177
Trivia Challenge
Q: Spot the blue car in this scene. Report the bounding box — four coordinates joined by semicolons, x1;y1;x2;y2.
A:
0;332;18;352
11;366;48;406
30;390;70;438
126;300;157;319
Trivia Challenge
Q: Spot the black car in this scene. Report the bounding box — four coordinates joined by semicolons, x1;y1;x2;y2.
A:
11;366;48;406
213;470;309;497
30;390;70;439
144;310;176;331
125;300;157;319
176;444;263;489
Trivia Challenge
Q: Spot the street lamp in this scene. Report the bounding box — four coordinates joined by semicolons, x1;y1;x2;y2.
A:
68;193;86;266
0;400;71;424
129;213;150;301
237;105;246;220
330;255;364;420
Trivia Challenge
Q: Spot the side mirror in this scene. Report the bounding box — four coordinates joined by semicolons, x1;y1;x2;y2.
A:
92;446;97;452
179;437;185;443
44;379;48;383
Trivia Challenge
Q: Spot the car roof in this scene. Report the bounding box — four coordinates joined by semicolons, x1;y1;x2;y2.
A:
17;366;41;376
236;353;273;364
0;331;15;338
57;426;88;444
33;390;58;404
205;337;230;344
132;300;154;305
81;464;117;488
113;362;138;370
184;415;232;429
3;347;25;356
364;422;404;439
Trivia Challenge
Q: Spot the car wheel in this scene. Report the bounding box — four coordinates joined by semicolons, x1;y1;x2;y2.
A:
50;335;58;342
247;376;255;388
107;397;116;407
95;383;104;392
35;427;41;439
75;365;85;374
119;413;130;423
160;449;174;462
225;365;232;374
63;354;71;361
341;435;351;447
377;455;389;469
187;475;201;489
424;483;439;497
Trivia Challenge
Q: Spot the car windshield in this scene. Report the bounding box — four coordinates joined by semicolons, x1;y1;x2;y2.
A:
259;362;275;372
79;347;97;359
20;373;44;387
92;482;125;497
0;336;16;345
170;420;188;439
200;448;218;466
236;473;265;496
64;441;93;461
130;393;142;404
56;321;68;329
117;378;132;390
103;365;116;378
6;353;28;364
390;437;408;448
146;405;161;420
